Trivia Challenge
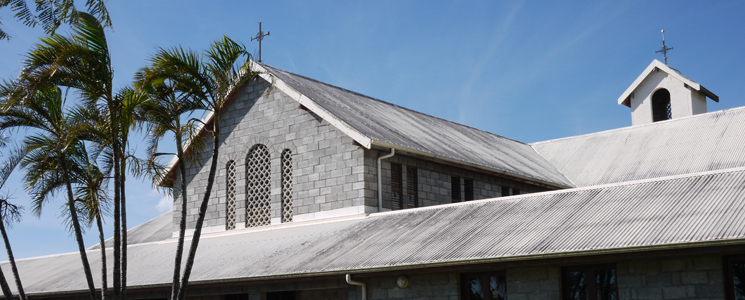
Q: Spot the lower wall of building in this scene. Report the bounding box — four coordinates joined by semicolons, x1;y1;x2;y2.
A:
347;253;725;300
112;253;728;300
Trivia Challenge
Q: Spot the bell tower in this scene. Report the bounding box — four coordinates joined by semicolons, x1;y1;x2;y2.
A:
617;60;719;126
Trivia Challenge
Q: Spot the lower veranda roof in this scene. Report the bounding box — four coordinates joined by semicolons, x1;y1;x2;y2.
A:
5;166;745;296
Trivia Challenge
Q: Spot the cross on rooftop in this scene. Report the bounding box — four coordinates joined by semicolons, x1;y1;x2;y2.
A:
251;22;270;63
655;29;673;65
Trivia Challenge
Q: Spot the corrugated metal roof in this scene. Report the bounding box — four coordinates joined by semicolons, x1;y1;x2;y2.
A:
260;64;573;188
89;211;172;250
531;107;745;187
7;167;745;296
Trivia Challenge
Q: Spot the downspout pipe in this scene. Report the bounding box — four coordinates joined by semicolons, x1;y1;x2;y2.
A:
377;148;395;212
346;274;367;300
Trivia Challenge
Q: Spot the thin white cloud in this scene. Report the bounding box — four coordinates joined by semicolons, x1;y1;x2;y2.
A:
156;193;173;213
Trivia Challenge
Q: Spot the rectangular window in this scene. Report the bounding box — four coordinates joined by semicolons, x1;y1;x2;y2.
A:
452;176;461;203
464;178;474;201
224;294;248;300
266;291;296;300
513;188;520;195
461;271;507;300
725;255;745;300
391;163;403;210
406;166;418;208
501;186;510;197
562;264;618;300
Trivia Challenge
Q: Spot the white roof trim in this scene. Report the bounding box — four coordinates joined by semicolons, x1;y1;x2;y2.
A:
617;59;701;106
251;63;373;149
157;60;374;187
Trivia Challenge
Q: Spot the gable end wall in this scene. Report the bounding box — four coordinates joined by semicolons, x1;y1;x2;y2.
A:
173;77;368;233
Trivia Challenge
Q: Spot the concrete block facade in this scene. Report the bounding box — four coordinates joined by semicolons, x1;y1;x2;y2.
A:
173;77;551;234
344;253;726;300
174;77;367;232
365;148;549;210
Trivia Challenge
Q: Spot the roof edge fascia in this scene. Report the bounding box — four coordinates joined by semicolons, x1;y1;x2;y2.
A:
371;140;573;189
618;59;705;107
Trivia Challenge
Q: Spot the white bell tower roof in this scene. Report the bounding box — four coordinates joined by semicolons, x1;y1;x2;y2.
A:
618;60;719;126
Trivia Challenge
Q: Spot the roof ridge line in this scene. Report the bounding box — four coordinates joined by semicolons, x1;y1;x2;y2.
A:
369;165;745;217
261;64;530;146
530;106;745;146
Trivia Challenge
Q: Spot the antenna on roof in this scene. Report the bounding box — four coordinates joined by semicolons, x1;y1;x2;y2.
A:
655;29;673;65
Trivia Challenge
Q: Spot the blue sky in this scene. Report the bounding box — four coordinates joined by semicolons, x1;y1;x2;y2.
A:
1;1;745;260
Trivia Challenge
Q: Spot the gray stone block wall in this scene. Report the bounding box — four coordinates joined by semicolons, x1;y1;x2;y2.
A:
173;77;366;231
352;273;460;300
507;266;562;300
617;255;725;299
365;148;550;210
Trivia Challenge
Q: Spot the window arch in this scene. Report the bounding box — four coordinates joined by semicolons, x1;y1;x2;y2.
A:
246;144;271;227
281;149;293;223
652;88;671;122
226;160;237;230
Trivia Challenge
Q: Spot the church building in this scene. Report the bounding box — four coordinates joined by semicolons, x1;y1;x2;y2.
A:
2;59;745;300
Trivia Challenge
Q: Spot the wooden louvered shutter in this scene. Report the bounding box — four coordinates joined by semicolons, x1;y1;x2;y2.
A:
391;163;403;210
406;166;418;208
451;176;461;203
464;178;474;201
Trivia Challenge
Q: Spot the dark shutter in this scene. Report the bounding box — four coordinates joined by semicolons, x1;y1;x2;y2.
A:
391;163;403;210
266;291;296;300
501;186;510;197
464;178;474;201
451;176;461;203
512;188;520;195
224;294;248;300
406;166;418;208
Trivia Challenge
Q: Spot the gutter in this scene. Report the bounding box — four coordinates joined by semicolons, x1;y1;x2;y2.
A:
346;274;367;300
377;148;395;212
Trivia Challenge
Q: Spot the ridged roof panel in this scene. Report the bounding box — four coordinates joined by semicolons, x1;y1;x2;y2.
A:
7;167;745;295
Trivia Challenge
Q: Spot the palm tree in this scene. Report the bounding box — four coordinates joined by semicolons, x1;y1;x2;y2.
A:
145;36;257;300
0;84;97;300
73;146;111;300
0;141;28;300
0;0;111;40
16;12;126;300
135;65;205;300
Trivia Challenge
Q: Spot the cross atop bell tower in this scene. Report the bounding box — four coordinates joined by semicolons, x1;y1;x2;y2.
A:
655;29;673;65
251;22;270;63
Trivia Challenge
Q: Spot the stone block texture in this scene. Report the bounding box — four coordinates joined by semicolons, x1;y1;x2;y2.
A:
352;272;460;300
365;148;549;210
174;77;365;230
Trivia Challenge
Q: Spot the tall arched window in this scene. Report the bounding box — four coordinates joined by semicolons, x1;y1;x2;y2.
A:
246;144;271;227
225;160;237;230
652;88;671;122
281;149;293;223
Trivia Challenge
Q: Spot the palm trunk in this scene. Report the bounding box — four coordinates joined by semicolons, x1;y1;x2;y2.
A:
176;128;220;300
61;154;97;300
170;134;188;300
96;212;108;300
0;216;26;300
120;160;127;300
0;266;14;300
112;136;121;300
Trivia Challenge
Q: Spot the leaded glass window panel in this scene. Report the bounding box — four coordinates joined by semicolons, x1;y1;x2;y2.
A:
461;271;506;300
246;144;271;227
562;264;617;300
725;256;745;300
281;149;293;223
226;160;237;230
